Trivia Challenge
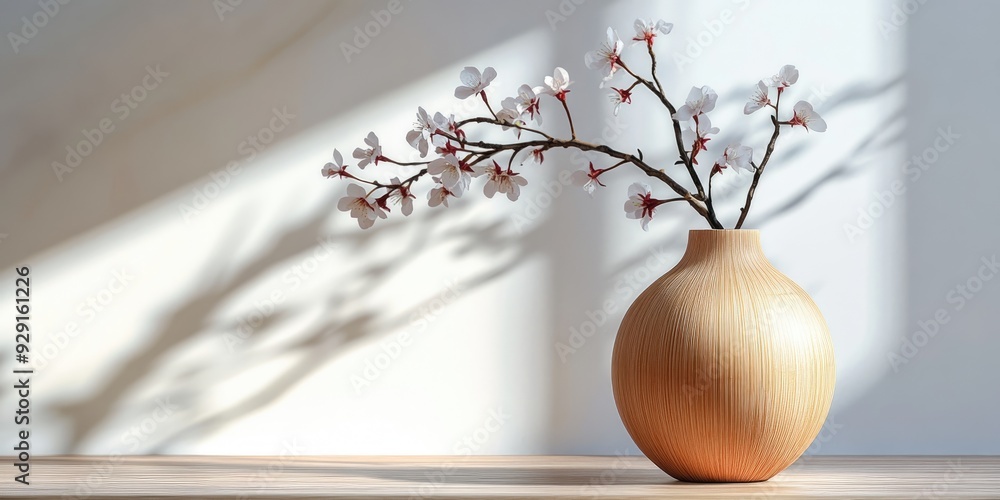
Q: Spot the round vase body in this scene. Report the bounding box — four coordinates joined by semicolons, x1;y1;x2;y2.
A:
612;230;835;482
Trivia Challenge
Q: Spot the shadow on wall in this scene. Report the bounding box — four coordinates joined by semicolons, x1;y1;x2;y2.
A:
825;0;1000;455
0;0;547;452
51;196;545;452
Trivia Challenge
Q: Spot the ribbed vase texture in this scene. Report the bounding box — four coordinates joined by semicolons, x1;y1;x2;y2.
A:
612;229;835;482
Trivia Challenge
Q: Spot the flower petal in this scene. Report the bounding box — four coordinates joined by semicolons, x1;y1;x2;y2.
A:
481;66;497;85
554;67;569;86
337;196;354;212
440;167;460;189
809;115;828;132
459;66;481;87
570;170;591;187
346;183;366;197
454;85;476;100
627;182;650;198
506;183;520;201
483;180;497;198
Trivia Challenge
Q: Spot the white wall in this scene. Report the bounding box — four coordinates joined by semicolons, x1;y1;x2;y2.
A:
0;0;995;456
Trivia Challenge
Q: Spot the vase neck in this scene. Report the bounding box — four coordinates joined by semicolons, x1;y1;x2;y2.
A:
679;230;766;265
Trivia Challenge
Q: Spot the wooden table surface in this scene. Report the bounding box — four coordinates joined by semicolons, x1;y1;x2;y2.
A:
4;455;999;499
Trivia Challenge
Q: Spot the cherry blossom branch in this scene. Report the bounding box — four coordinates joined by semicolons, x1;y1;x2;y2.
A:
617;60;722;228
326;26;827;232
436;128;714;222
735;97;783;229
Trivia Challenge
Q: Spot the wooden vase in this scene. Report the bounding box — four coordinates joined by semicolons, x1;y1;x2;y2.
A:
612;229;835;482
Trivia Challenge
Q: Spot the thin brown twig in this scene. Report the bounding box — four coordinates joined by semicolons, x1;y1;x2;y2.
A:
379;158;431;167
735;92;784;229
561;99;576;140
456;117;554;140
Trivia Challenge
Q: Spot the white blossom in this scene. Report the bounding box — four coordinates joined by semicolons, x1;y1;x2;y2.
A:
789;101;827;132
513;147;545;165
405;107;436;157
495;101;525;138
352;132;382;169
631;18;673;47
681;115;719;156
321;149;348;178
624;182;656;231
713;144;755;174
768;64;799;89
609;87;632;116
585;27;624;86
428;180;465;208
427;153;471;191
570;163;606;196
502;84;543;125
388;176;415;216
337;183;386;229
541;67;572;100
673;86;718;122
744;80;771;115
454;66;497;100
432;112;465;147
476;161;528;201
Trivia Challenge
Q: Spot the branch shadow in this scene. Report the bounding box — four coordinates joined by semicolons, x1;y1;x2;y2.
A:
48;193;528;452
